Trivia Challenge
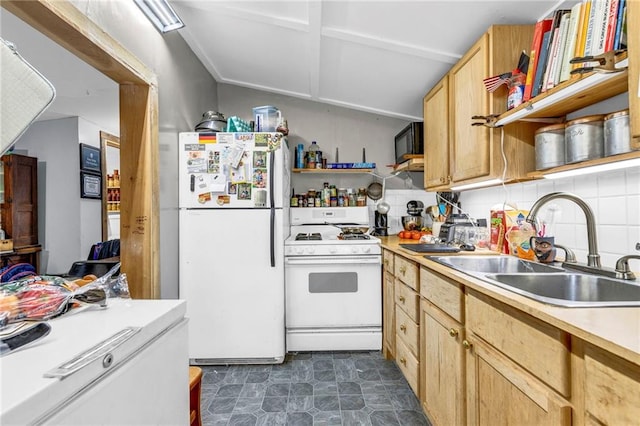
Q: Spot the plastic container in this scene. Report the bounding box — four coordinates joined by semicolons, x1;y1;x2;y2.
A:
308;141;321;167
604;109;631;156
565;115;604;164
535;123;565;170
252;105;281;132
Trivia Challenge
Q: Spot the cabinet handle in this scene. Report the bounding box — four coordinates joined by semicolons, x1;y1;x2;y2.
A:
400;357;407;365
399;265;407;275
462;340;472;350
399;296;406;303
449;328;458;338
400;324;406;332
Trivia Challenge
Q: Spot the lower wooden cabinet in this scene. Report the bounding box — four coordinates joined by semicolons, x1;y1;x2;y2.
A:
421;299;466;426
581;341;640;425
465;336;572;426
382;270;395;359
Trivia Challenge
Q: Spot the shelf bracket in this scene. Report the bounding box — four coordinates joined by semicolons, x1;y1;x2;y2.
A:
471;114;501;128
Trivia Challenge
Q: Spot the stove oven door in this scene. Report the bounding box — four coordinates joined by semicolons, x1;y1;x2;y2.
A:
284;255;382;351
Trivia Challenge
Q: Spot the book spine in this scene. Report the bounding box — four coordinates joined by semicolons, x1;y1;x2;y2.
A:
613;0;626;49
532;30;553;97
552;12;572;87
523;19;551;101
584;0;598;55
573;0;590;71
542;26;562;93
592;0;610;55
560;3;582;82
604;0;619;52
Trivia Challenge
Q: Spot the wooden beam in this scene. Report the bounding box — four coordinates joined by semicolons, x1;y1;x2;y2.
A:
2;0;155;86
120;83;160;299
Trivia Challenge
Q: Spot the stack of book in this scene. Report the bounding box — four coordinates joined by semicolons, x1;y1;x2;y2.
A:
523;0;627;102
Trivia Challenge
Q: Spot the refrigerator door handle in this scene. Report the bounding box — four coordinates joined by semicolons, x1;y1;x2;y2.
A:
269;150;276;267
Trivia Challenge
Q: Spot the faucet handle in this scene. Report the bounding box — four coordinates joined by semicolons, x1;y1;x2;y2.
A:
555;244;577;264
614;255;640;280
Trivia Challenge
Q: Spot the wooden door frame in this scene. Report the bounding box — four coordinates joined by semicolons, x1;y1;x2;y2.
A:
2;0;160;299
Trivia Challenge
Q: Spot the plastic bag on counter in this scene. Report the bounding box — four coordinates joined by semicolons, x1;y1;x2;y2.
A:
0;263;128;330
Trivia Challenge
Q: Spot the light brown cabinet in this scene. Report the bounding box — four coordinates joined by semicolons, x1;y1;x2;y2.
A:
422;25;539;190
382;249;395;359
423;76;449;190
393;253;420;396
449;25;538;187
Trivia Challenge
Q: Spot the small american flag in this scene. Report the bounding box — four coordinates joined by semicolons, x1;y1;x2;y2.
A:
483;72;512;92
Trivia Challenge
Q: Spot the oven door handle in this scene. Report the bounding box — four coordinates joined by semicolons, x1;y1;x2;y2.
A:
285;256;381;265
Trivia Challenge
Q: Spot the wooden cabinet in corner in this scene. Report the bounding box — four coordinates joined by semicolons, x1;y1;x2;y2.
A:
423;25;540;190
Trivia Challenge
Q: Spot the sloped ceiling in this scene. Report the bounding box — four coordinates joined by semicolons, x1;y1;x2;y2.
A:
173;1;569;121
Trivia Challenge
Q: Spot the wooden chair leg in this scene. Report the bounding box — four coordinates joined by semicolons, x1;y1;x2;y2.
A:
189;366;203;426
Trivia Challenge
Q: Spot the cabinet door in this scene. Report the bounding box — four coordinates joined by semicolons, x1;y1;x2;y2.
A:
449;33;490;183
421;299;465;426
383;271;395;359
423;76;450;189
466;336;571;426
2;154;38;247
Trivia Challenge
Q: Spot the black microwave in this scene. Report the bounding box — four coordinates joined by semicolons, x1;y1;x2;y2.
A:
394;122;423;164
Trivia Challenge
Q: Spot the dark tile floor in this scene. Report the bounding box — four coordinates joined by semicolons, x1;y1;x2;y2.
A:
199;351;431;426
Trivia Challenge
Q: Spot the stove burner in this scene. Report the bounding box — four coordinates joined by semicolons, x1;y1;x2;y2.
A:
338;233;371;240
295;233;322;241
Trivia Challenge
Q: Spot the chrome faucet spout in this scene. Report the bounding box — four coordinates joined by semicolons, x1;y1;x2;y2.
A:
526;192;601;268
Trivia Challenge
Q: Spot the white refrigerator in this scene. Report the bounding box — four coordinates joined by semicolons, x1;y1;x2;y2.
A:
178;132;290;364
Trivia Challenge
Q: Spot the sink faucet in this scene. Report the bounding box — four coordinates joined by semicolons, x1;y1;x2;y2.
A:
526;192;601;268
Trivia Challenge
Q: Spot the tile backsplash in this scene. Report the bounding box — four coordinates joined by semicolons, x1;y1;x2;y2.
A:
377;167;640;269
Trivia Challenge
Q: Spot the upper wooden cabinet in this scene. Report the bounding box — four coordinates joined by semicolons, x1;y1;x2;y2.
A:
423;76;450;189
1;154;38;248
423;25;539;190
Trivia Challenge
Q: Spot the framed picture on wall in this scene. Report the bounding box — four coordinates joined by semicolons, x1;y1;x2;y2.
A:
79;143;101;173
80;171;102;199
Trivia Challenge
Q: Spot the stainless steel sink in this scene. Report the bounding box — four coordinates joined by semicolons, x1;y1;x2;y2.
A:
483;273;640;307
428;256;565;274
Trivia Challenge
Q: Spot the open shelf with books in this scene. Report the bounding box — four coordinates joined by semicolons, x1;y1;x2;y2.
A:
495;57;628;127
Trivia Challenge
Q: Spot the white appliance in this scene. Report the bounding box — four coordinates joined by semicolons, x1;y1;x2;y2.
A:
0;299;188;425
178;132;290;364
284;207;382;351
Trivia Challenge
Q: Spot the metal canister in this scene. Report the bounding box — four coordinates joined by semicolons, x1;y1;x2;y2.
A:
565;115;604;164
604;109;631;156
535;123;565;170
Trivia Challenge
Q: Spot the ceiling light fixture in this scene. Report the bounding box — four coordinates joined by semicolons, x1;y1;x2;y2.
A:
450;178;503;191
134;0;184;33
542;157;640;179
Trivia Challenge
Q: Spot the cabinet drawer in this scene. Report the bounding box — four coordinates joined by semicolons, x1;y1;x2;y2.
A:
383;250;394;273
395;279;419;323
396;337;419;396
420;267;464;323
394;255;419;291
395;307;419;357
466;291;571;397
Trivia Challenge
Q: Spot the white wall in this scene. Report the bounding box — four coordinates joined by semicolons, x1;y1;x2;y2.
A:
15;117;103;273
217;84;412;193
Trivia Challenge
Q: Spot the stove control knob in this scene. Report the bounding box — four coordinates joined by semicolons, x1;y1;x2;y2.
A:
329;247;338;254
295;247;304;255
351;247;359;253
306;247;315;254
362;246;371;253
